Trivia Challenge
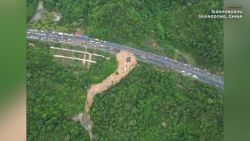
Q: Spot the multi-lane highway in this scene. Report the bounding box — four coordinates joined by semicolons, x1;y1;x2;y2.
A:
27;29;224;89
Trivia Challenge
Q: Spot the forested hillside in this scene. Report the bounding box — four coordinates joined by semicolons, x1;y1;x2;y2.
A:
91;62;223;140
27;0;224;140
27;42;117;141
27;42;223;140
27;0;224;72
26;0;38;22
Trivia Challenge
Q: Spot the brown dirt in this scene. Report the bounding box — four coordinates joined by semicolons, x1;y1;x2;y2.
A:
84;50;137;112
73;50;137;141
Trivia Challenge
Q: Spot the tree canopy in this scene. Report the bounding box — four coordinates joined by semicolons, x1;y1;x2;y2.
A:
35;0;224;72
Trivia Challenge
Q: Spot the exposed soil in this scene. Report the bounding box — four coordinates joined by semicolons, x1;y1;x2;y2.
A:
72;112;93;141
29;0;44;23
72;50;137;141
85;50;137;112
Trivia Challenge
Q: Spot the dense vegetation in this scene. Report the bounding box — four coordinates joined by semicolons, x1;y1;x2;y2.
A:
27;42;116;141
28;0;224;72
26;0;38;22
91;63;224;140
27;41;223;140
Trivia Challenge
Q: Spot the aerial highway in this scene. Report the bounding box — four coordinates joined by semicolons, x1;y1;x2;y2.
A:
27;29;224;89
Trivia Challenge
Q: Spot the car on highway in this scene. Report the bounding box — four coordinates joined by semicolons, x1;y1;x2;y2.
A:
140;55;147;60
192;75;198;79
26;29;224;89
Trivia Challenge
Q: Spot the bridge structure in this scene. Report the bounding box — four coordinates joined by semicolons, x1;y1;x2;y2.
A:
50;46;110;67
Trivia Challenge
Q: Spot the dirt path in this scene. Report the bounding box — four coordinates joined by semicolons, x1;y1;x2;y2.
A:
73;50;137;141
29;0;44;23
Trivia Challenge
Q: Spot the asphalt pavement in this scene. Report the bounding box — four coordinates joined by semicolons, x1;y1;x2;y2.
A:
27;29;224;89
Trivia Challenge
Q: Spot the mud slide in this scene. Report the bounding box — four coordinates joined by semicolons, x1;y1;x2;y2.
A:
73;50;137;141
85;50;137;112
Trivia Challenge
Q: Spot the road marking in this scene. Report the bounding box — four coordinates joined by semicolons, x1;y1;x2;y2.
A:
53;55;97;63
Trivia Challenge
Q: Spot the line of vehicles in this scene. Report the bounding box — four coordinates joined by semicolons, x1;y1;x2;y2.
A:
27;29;224;89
